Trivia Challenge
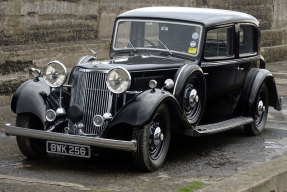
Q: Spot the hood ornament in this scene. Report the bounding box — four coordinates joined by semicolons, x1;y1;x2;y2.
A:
89;48;101;60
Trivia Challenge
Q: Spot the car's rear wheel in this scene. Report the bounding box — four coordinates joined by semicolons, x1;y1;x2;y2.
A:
132;104;171;172
16;113;47;159
245;83;269;136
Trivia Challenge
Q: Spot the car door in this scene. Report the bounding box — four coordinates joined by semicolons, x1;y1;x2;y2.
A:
200;25;238;123
234;24;259;102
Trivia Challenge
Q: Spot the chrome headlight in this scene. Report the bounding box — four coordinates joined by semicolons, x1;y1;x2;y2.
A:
43;61;67;87
106;67;131;94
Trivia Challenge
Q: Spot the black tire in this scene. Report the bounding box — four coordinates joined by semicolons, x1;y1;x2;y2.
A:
132;104;171;172
245;83;269;136
16;113;47;159
181;73;204;125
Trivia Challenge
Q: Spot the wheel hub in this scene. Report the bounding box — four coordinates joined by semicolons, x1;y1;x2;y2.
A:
153;127;164;147
257;100;265;116
189;89;199;104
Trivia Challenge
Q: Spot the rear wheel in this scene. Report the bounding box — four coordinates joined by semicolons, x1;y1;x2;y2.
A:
16;113;47;159
132;104;171;171
245;83;269;136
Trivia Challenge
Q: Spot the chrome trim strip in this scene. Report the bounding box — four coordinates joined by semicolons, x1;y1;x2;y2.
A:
5;124;137;151
79;68;109;73
173;66;203;95
78;56;89;65
173;64;188;95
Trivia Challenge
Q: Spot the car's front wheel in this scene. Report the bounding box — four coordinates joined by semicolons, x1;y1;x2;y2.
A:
245;83;269;136
132;104;171;172
16;113;47;159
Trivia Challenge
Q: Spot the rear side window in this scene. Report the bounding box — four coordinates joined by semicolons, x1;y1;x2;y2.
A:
239;25;256;55
204;27;234;58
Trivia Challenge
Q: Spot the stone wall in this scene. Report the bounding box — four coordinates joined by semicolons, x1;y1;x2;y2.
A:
272;0;287;29
0;0;286;47
0;0;99;46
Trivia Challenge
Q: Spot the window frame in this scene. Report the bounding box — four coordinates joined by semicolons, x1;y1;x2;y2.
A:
112;19;203;58
203;24;236;61
238;23;258;58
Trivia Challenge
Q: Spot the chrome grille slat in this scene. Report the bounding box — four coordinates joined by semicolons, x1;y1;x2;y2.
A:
70;70;111;135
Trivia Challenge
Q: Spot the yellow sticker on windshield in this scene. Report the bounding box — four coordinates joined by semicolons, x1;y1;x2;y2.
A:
188;47;197;54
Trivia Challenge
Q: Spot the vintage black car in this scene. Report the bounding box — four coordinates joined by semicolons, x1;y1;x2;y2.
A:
5;7;282;171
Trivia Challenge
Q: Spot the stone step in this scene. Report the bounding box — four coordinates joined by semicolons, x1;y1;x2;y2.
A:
0;40;110;97
261;29;287;47
261;44;287;63
0;40;110;69
0;60;34;76
0;72;29;95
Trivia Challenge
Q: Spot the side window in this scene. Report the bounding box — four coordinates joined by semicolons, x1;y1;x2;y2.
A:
204;27;234;58
239;25;256;55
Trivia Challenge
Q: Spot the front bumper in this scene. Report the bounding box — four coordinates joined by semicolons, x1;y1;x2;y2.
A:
5;123;137;152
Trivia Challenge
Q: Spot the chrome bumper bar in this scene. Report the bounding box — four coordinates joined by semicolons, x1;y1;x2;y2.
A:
5;123;137;152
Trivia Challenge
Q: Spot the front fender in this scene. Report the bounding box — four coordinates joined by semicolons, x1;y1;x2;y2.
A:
107;89;188;130
11;78;50;124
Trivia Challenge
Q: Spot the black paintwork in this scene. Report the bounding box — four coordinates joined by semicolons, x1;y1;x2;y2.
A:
11;7;281;138
118;7;259;27
11;78;50;124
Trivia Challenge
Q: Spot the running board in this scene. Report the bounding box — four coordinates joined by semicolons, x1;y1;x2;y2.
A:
194;117;254;135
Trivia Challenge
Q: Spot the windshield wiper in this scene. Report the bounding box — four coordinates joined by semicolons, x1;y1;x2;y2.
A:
158;38;172;56
125;29;137;53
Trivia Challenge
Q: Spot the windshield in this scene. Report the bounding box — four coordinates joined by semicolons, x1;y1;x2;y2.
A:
113;19;202;57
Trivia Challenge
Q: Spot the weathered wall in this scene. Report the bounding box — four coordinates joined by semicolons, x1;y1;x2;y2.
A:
0;0;286;46
0;0;99;46
272;0;287;29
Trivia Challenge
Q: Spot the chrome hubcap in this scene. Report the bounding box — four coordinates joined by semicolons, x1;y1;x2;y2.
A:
184;83;201;123
149;118;165;160
257;100;265;116
153;127;164;147
189;89;199;104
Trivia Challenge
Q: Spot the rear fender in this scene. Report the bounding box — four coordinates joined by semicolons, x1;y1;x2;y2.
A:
11;78;50;124
241;69;281;115
249;69;281;111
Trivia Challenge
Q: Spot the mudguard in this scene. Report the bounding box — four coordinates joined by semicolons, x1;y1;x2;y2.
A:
107;89;189;131
11;78;50;124
173;64;206;107
241;68;281;114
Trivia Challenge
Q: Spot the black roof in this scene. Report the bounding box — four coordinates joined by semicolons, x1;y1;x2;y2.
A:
117;7;259;27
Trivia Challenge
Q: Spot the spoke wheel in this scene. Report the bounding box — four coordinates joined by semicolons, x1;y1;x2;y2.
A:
245;83;269;136
148;114;165;160
132;104;170;172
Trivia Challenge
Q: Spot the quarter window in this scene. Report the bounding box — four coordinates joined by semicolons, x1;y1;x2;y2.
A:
204;27;234;58
239;25;256;55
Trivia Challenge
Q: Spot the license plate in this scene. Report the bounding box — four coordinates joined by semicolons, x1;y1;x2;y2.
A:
46;141;91;158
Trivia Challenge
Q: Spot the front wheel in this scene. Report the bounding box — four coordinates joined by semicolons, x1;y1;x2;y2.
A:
132;104;171;172
245;83;269;136
16;113;47;159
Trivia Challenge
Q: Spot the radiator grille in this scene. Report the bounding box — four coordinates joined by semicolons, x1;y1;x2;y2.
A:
70;70;112;135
